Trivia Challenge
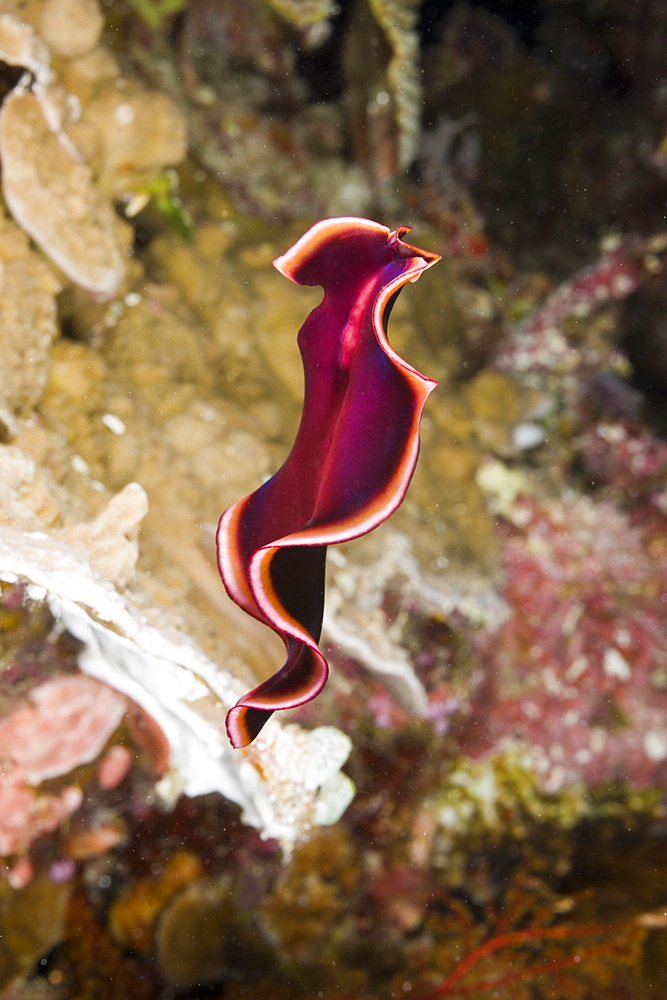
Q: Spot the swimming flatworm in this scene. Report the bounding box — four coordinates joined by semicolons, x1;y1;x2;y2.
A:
216;217;440;748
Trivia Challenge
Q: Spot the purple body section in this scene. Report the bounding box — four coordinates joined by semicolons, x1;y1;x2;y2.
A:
216;218;440;747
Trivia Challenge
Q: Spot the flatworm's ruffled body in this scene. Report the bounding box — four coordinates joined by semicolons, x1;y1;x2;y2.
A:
216;217;440;747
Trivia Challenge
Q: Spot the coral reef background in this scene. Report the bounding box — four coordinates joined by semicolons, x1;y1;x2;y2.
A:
1;0;667;996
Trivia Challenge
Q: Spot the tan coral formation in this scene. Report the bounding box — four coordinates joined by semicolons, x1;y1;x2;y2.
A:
0;443;149;592
0;0;102;60
37;0;104;58
0;89;125;297
55;481;149;588
0;445;64;529
0;1;123;296
82;83;188;195
0;215;60;427
0;10;51;85
0;1;187;296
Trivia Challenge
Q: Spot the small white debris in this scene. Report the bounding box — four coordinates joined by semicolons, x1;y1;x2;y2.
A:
590;729;606;753
565;656;588;682
544;765;566;793
437;805;459;830
513;422;545;451
313;771;355;826
644;731;667;762
71;454;91;475
153;770;186;809
611;272;635;297
615;628;632;648
101;413;126;435
476;459;532;520
304;726;353;792
603;647;632;681
522;701;541;720
125;192;150;218
562;604;584;637
114;102;135;126
542;666;562;695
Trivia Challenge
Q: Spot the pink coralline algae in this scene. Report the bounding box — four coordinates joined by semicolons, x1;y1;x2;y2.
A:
465;494;667;793
0;674;127;857
0;769;83;859
580;421;667;509
495;238;644;375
